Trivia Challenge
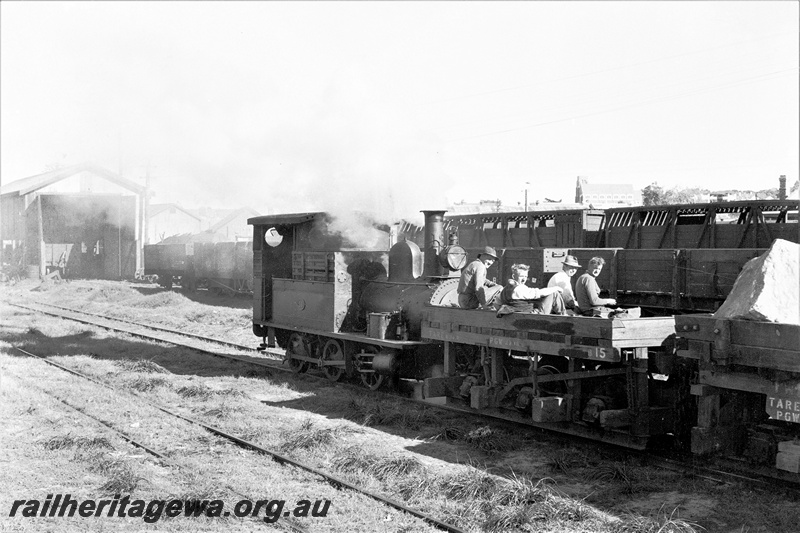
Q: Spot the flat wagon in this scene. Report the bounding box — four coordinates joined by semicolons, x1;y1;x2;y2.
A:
421;307;680;449
675;315;800;474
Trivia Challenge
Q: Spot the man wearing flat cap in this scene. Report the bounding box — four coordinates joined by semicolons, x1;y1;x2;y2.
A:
457;246;500;309
547;255;581;311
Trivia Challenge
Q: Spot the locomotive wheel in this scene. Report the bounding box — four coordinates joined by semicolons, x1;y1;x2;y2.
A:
285;333;310;373
356;346;384;391
321;339;345;382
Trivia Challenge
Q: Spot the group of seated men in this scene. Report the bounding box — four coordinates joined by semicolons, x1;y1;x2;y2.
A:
456;246;617;316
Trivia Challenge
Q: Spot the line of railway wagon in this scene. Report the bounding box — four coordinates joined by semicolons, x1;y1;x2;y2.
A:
146;200;797;311
246;200;800;477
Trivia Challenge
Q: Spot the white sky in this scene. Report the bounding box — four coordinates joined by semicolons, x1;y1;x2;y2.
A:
1;1;797;222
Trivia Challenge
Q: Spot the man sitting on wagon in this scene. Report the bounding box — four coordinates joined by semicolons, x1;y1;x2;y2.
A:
547;254;581;312
496;263;565;316
457;246;501;309
575;256;617;317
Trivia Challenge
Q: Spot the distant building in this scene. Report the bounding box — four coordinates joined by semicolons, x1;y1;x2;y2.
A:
147;203;202;243
448;199;502;214
576;177;641;206
206;207;261;241
709;191;736;202
1;163;145;279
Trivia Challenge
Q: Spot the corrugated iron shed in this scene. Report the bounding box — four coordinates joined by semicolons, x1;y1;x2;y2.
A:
1;163;146;280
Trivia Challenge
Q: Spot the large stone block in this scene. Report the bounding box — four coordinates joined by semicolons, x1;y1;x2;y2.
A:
778;440;800;454
714;239;800;324
776;451;800;473
531;396;568;423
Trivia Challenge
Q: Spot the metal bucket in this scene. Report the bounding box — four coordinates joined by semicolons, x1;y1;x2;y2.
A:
367;312;393;339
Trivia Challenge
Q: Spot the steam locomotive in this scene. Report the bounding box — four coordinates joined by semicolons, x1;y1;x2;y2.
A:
248;205;800;474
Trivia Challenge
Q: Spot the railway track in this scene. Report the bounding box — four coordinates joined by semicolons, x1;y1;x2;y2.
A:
9;299;800;493
12;299;271;355
9;345;464;533
4;357;306;532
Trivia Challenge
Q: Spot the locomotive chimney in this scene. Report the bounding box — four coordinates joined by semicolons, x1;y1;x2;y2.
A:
421;210;446;278
779;175;787;200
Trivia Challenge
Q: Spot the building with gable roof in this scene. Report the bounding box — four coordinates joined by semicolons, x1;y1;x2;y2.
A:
206;207;261;241
575;177;642;206
147;203;202;244
1;163;145;279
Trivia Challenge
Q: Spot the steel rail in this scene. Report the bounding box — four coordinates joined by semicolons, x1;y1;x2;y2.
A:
9;301;283;369
8;354;305;532
9;358;169;460
12;347;465;533
12;301;800;492
15;299;276;355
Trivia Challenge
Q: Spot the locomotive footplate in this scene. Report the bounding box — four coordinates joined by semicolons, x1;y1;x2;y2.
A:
260;321;433;350
260;321;441;387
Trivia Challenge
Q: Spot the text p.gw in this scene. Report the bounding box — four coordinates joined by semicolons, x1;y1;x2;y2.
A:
9;494;332;523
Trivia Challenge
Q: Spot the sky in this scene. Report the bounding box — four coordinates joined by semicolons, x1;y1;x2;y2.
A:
1;1;797;224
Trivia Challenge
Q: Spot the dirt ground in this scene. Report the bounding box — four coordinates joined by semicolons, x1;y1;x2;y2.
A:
2;279;799;533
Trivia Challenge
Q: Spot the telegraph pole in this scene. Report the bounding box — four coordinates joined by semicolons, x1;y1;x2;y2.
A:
144;163;152;245
524;182;530;212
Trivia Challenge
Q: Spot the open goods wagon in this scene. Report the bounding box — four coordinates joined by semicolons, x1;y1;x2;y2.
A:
143;240;252;294
442;200;798;251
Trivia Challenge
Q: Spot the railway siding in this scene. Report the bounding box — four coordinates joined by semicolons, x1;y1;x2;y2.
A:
5;287;800;531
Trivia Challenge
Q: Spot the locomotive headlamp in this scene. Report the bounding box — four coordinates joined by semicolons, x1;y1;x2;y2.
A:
437;232;467;272
438;244;467;271
264;227;283;247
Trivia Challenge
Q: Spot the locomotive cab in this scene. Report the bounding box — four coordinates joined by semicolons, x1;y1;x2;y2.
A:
249;210;460;389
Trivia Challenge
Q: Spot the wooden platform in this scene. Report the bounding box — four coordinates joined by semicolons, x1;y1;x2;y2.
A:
422;306;676;362
675;314;800;373
675;314;800;456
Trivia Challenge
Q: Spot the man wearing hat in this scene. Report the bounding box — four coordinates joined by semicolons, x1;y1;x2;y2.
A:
457;246;500;309
547;255;581;311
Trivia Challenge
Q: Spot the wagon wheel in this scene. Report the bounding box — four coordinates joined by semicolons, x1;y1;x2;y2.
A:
234;278;247;293
454;344;481;374
226;281;238;297
285;332;310;373
536;365;566;397
321;339;345;382
356;345;384;390
182;276;196;292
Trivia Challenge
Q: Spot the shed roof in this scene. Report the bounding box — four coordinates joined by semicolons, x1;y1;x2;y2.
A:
148;203;202;221
248;212;325;226
1;162;145;197
209;207;261;232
